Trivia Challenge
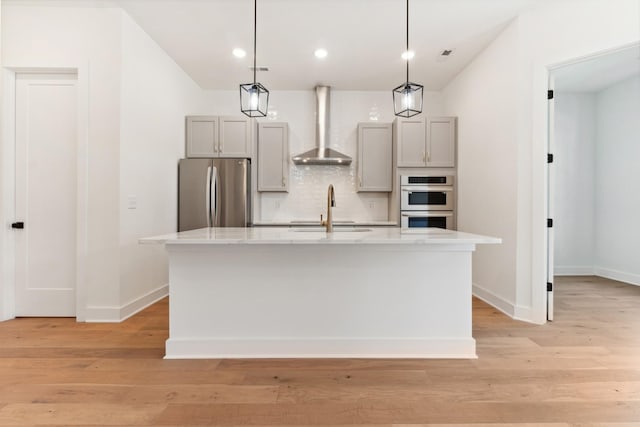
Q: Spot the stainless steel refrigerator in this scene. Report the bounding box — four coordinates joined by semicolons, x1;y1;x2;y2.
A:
178;158;251;231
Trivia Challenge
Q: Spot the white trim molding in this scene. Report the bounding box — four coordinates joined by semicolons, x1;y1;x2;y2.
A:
85;284;167;322
165;337;478;360
594;267;640;287
472;283;516;318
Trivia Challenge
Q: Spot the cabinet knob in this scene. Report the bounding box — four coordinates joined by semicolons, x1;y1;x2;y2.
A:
427;150;431;162
422;151;426;162
282;176;286;187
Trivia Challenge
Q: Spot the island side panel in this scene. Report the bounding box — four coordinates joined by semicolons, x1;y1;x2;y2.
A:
166;243;475;358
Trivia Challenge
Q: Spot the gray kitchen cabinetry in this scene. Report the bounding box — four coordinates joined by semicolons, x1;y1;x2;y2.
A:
258;122;289;192
186;116;251;158
395;116;456;167
357;122;393;192
426;116;456;167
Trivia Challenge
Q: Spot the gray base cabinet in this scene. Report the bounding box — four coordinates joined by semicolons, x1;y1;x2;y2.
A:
258;122;289;192
186;116;251;158
395;116;456;167
357;123;393;192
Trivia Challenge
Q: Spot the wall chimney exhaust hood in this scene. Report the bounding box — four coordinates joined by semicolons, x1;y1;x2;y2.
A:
292;86;352;166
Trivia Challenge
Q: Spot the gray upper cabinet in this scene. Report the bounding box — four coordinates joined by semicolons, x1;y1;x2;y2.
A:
357;123;392;192
396;117;427;167
186;116;218;158
258;122;289;192
186;115;251;158
395;116;456;167
426;116;456;167
218;116;251;158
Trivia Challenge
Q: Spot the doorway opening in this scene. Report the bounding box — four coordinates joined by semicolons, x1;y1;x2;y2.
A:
547;44;640;320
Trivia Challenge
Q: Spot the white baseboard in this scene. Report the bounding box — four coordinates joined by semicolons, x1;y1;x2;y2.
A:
164;337;477;359
554;266;595;276
85;284;168;322
472;283;515;317
472;283;538;324
513;304;533;322
594;267;640;287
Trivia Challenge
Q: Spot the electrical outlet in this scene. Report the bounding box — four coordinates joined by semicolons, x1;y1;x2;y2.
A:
127;195;137;210
275;201;281;209
368;201;375;210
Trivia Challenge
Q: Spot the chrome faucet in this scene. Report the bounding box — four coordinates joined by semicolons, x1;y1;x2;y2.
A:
320;184;336;232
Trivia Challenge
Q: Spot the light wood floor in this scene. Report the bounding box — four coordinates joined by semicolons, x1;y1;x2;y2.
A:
0;276;639;426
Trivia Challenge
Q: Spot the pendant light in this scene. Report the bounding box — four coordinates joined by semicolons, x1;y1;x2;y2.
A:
392;0;423;118
240;0;269;117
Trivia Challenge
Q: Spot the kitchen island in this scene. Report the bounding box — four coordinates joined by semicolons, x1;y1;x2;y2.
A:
142;227;500;359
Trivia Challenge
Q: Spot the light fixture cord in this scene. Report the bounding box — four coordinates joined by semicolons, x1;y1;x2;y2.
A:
406;0;409;85
253;0;257;84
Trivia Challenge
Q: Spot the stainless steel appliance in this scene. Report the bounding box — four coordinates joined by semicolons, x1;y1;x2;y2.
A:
401;211;454;230
178;158;250;231
400;175;455;230
400;175;454;211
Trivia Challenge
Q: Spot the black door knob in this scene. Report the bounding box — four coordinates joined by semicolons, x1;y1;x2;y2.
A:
11;222;24;229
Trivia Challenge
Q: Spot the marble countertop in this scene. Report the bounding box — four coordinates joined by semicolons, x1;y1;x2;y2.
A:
252;220;398;227
140;227;501;246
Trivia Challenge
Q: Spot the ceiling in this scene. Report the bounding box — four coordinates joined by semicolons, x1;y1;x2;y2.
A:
115;0;536;90
552;45;640;92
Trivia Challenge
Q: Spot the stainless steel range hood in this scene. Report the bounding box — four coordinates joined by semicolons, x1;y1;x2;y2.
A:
292;86;352;166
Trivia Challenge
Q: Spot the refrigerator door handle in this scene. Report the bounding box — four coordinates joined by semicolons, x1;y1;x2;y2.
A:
211;166;219;226
205;166;212;227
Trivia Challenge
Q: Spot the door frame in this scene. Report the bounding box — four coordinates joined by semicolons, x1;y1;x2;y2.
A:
531;41;640;324
1;63;89;321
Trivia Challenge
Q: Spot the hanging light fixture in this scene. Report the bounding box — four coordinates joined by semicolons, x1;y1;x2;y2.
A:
393;0;423;117
240;0;269;117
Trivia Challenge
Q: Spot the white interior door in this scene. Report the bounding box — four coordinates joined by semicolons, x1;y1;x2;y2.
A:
14;73;78;317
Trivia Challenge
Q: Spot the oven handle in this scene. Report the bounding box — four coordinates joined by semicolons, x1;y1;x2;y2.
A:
402;212;454;217
401;186;454;192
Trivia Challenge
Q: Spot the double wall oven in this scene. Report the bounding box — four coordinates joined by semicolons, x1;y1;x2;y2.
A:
400;175;456;230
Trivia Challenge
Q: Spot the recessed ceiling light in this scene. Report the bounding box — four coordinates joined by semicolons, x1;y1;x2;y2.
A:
314;48;328;59
232;48;246;58
401;50;415;60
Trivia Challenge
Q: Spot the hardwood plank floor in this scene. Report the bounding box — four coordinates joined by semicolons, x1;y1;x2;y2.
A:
0;275;638;426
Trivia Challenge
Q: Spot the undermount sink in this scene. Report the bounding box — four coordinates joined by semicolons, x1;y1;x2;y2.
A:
290;227;372;233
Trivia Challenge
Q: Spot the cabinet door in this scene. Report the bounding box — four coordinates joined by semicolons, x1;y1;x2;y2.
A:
258;123;289;192
357;123;392;192
426;116;456;167
219;116;251;157
186;116;218;157
396;117;426;167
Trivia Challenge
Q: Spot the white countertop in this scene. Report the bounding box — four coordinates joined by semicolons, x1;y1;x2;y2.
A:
141;227;501;246
252;220;398;227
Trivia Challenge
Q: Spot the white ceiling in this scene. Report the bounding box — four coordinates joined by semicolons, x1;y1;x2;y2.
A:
115;0;536;90
552;45;640;92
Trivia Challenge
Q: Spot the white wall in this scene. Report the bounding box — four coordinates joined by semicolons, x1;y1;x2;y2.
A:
1;3;207;321
553;92;597;275
2;3;123;318
443;0;640;323
594;75;640;285
0;0;8;321
203;89;444;222
118;13;207;312
443;20;520;314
